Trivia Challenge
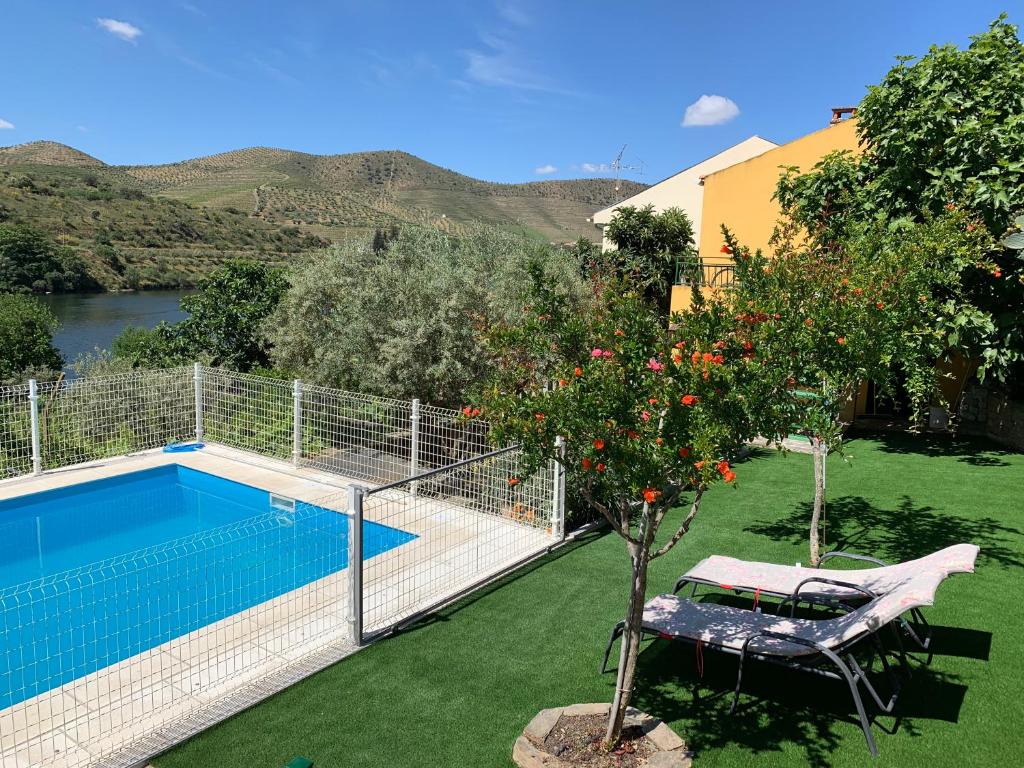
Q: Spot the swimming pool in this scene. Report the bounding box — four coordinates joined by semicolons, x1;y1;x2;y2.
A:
0;465;415;709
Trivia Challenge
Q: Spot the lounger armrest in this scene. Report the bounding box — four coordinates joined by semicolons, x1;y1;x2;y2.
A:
784;577;879;616
739;629;830;658
818;551;889;568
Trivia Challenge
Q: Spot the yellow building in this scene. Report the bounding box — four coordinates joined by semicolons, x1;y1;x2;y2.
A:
659;110;963;422
670;114;861;313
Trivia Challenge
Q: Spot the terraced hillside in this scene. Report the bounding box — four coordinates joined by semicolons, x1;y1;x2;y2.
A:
2;141;645;244
0;161;327;290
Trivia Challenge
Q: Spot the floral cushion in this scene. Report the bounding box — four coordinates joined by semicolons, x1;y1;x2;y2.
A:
682;543;978;600
642;570;945;656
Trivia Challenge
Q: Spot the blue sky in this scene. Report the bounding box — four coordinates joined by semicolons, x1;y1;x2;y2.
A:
0;1;1016;183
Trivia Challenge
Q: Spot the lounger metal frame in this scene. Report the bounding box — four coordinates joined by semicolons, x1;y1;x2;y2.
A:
601;581;908;757
672;550;933;650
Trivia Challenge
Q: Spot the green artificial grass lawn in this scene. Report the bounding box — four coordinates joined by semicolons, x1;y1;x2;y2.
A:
155;431;1024;767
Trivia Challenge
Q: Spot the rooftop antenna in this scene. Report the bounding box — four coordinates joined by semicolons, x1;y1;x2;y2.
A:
610;144;643;193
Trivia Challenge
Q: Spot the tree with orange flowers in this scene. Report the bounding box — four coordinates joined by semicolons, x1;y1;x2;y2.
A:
724;206;995;564
475;269;784;746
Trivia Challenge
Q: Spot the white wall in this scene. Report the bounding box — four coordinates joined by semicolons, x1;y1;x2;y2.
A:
591;135;778;251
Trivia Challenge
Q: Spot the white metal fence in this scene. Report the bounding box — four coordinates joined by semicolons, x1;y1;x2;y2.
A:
0;365;564;768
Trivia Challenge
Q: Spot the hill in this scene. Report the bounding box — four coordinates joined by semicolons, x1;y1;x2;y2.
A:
0;141;105;168
0;141;647;288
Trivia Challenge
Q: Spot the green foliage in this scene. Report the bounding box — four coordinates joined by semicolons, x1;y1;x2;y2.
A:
775;16;1024;386
603;205;695;313
268;225;586;407
0;223;93;293
0;293;63;381
108;260;287;372
180;261;288;370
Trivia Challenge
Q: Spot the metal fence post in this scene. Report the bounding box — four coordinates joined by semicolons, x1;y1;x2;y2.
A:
552;436;566;540
193;363;204;443
292;379;303;467
409;398;421;496
28;379;41;475
348;485;364;646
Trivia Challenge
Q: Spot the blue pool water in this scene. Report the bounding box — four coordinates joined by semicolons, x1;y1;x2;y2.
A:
0;465;415;709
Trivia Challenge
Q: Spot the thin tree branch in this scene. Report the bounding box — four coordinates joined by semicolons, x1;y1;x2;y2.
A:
581;487;640;545
649;485;705;560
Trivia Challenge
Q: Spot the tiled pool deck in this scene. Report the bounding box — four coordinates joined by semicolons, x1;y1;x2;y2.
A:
0;446;553;768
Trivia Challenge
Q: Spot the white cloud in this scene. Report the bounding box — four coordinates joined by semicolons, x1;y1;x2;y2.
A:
581;162;612;173
0;118;14;130
97;18;142;43
464;33;574;95
497;2;530;26
682;94;740;127
534;164;557;175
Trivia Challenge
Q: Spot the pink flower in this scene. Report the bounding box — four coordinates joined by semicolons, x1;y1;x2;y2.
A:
641;410;651;422
647;358;664;372
602;350;614;358
591;348;603;358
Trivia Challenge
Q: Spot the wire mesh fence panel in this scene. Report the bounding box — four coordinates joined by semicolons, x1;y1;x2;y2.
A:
0;384;32;480
354;446;556;634
36;368;194;471
417;404;492;471
0;497;353;768
298;385;413;483
201;368;294;460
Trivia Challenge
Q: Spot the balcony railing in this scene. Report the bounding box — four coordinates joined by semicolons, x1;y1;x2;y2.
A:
674;257;737;289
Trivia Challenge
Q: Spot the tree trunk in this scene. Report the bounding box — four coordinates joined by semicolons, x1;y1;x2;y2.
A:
605;544;650;745
809;436;825;566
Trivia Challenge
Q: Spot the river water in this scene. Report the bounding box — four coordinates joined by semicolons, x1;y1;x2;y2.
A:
39;290;192;373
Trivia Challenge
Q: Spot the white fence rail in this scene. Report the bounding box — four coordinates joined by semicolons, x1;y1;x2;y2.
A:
0;365;564;768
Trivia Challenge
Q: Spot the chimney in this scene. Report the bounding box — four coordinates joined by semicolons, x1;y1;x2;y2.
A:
830;107;857;125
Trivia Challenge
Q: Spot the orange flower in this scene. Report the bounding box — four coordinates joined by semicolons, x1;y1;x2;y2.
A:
694;461;706;471
471;408;481;418
702;352;714;362
716;460;730;475
804;318;814;327
614;328;625;337
876;301;885;310
723;470;737;483
678;447;690;458
674;341;686;349
712;354;724;365
853;288;863;296
994;270;1003;278
648;398;658;405
681;394;698;406
642;487;661;504
596;462;606;473
691;351;701;365
508;477;520;486
534;412;546;421
713;340;726;350
581;457;593;471
558;378;568;387
574;367;584;377
462;406;472;417
837;337;847;345
720;244;732;254
742;341;753;351
593;438;605;451
655;437;664;445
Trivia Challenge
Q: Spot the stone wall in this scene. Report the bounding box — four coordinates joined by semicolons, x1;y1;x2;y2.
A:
958;384;1024;450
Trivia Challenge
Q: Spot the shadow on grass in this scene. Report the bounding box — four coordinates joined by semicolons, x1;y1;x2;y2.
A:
628;637;969;767
385;527;612;638
745;494;1024;570
849;429;1017;467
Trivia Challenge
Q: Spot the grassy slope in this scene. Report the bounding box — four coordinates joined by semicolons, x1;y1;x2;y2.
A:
2;142;646;246
155;431;1024;768
0;163;321;289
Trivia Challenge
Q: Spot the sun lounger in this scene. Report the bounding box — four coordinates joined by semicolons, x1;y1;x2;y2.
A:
672;544;978;649
601;571;946;756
